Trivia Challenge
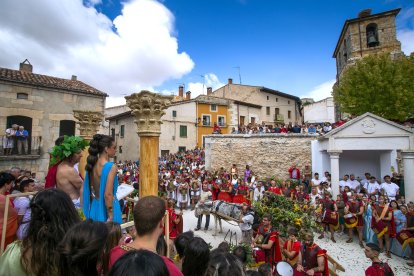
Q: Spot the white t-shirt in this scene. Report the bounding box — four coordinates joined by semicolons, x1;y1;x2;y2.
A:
339;180;351;191
14;196;31;240
253;186;265;202
349;180;360;192
240;213;254;231
380;182;399;200
364;181;380;195
311;178;322;186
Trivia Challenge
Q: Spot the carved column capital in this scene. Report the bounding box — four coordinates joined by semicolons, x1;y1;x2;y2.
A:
125;91;173;137
73;110;103;140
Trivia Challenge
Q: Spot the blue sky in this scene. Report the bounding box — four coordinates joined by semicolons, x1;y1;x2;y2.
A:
1;0;413;106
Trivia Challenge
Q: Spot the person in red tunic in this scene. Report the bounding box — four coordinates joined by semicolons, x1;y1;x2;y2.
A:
294;184;308;203
282;228;301;268
295;232;328;276
402;202;414;266
234;179;249;204
167;199;182;240
364;243;394;276
252;213;282;268
344;193;365;247
319;191;338;243
268;180;282;195
218;178;232;202
372;195;394;258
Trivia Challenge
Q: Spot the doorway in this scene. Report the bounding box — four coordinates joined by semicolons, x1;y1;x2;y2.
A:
6;115;32;154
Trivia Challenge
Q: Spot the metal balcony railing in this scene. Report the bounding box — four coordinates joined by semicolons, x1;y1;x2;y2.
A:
0;136;42;156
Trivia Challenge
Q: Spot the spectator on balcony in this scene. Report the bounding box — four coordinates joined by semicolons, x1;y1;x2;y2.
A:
292;123;301;134
323;122;332;133
213;122;221;134
273;124;281;133
16;126;29;155
308;124;317;134
3;124;18;155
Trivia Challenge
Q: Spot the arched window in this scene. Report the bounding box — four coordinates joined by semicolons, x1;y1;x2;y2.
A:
59;120;76;136
366;23;379;47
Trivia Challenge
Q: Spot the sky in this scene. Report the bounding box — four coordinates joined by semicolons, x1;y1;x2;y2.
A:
0;0;413;108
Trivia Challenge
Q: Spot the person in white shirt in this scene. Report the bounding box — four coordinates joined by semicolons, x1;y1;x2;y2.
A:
320;171;330;183
253;181;265;202
239;204;254;244
363;176;380;198
311;173;322;188
14;179;35;240
339;174;351;193
349;174;361;193
195;183;213;231
380;175;399;201
309;188;321;207
360;172;371;188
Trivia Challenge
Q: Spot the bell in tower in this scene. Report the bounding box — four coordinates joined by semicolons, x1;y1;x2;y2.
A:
367;31;379;47
366;24;379;47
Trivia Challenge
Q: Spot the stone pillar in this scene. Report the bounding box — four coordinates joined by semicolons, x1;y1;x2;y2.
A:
126;91;173;197
328;150;342;198
73;110;103;178
401;150;414;202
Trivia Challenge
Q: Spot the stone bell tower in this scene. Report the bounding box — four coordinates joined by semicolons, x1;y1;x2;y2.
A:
333;8;402;80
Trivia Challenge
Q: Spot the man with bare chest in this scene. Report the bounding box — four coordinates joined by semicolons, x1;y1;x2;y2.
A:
49;136;88;208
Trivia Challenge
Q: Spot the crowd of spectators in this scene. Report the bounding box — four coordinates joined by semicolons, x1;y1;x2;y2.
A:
229;119;350;135
1;145;413;275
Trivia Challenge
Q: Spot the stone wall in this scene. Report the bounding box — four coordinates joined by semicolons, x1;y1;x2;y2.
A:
205;134;317;180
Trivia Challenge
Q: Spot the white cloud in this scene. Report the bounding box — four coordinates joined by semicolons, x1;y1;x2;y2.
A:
397;6;414;56
106;96;126;108
187;73;225;99
300;79;336;101
0;0;194;97
399;29;414;55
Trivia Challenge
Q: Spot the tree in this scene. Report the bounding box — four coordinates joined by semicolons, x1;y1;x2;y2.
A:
333;53;414;121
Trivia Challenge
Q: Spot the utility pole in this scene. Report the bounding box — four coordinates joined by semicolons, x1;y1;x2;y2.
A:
233;66;242;84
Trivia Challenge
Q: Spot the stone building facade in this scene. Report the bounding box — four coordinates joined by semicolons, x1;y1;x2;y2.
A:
0;61;106;179
106;99;198;161
211;79;302;127
204;134;316;180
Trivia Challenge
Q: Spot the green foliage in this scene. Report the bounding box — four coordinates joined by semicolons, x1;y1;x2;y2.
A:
333;53;414;121
254;193;321;237
50;135;89;165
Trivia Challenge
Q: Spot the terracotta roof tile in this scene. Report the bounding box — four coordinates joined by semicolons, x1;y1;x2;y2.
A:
0;67;107;97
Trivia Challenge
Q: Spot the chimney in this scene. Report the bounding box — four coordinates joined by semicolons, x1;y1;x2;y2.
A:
179;85;184;98
19;59;33;73
207;87;213;95
186;91;191;100
228;78;233;84
71;75;77;81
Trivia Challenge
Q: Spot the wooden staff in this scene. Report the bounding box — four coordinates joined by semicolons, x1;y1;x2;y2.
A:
1;191;37;254
164;210;170;258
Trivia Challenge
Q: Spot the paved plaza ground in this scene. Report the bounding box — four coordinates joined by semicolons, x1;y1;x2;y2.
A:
180;209;414;276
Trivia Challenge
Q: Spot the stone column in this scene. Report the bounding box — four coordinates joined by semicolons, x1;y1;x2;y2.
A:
126;91;173;197
73;110;103;178
328;150;342;198
401;150;414;202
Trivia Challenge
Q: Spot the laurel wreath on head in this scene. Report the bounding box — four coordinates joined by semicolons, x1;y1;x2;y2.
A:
50;135;89;165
